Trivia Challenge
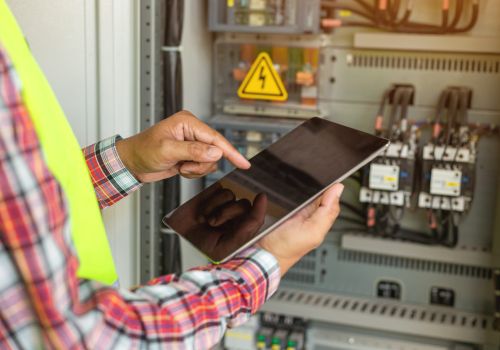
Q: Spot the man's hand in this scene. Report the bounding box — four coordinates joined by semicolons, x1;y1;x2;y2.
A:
257;183;344;276
116;110;251;183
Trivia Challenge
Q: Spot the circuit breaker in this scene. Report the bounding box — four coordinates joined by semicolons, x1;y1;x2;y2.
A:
209;0;321;34
418;142;476;212
360;139;418;207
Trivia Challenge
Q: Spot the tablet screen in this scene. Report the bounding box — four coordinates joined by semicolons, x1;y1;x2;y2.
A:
163;117;388;262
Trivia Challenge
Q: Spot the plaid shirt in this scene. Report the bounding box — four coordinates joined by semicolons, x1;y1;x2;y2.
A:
0;47;280;349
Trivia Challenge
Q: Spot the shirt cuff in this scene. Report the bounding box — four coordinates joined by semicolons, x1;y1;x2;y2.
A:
229;247;281;314
83;135;142;209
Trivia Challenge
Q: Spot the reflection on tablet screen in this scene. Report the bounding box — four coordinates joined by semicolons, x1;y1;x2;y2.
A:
163;117;388;262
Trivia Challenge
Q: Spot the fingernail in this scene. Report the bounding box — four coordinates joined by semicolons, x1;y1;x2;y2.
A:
333;184;344;198
208;215;218;226
208;146;222;159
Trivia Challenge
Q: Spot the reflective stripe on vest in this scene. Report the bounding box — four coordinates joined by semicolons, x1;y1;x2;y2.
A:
0;0;118;285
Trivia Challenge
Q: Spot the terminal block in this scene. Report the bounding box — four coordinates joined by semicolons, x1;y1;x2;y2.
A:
208;0;320;34
258;313;307;350
223;313;306;350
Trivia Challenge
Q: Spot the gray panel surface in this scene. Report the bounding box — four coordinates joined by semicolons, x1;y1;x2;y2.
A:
319;48;500;111
282;235;493;314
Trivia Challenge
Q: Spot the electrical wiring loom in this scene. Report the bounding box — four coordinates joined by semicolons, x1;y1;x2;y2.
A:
320;0;480;34
418;86;475;248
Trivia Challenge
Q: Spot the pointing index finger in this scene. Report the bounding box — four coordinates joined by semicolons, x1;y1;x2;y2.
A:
191;118;251;169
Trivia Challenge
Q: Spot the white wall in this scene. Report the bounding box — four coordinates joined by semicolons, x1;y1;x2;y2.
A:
7;0;98;145
96;0;139;288
8;0;139;287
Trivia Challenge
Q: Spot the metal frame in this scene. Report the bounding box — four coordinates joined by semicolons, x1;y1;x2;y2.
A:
139;0;165;283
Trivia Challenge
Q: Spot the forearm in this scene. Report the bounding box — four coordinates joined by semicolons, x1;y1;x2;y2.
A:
119;248;281;346
68;249;281;349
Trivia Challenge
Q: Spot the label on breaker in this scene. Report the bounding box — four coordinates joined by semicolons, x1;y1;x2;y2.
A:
430;168;461;197
369;164;399;191
249;0;267;10
300;85;318;99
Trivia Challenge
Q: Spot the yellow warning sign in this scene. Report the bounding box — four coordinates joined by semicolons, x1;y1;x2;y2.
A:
237;52;288;102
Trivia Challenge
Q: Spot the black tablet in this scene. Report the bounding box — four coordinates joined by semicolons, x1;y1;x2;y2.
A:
162;117;389;263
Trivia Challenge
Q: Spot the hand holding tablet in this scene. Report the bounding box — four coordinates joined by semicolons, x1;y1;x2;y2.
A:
257;182;344;275
163;117;389;264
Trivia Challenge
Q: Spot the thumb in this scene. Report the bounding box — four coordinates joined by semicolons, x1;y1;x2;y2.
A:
165;140;223;163
321;183;344;210
305;183;344;233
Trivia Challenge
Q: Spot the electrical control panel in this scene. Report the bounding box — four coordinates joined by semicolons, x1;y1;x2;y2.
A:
205;10;500;342
141;1;500;349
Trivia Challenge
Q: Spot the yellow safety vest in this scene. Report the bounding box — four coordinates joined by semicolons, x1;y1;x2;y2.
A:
0;0;118;285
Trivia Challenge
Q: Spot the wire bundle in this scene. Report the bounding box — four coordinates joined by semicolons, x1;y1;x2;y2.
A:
321;0;480;34
375;85;414;142
365;86;415;238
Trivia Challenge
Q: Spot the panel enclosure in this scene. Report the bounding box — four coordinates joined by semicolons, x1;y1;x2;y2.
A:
140;0;500;346
214;39;323;118
208;0;320;34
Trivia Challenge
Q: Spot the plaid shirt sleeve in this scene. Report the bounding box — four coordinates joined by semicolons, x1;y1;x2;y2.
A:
0;47;281;349
83;136;142;209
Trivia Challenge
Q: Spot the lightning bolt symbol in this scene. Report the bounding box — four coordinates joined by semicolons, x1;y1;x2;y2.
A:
258;66;266;89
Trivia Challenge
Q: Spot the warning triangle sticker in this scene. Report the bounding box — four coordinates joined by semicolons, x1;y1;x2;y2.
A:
237;52;288;102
